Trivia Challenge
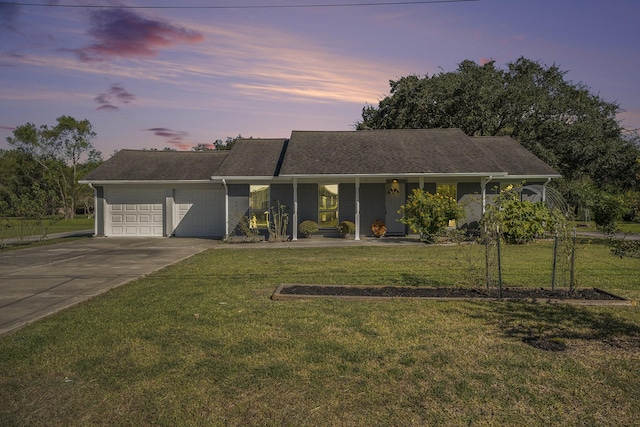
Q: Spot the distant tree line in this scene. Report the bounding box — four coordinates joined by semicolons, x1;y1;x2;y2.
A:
192;135;243;151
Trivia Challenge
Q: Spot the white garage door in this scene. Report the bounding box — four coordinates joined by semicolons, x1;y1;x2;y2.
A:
174;188;225;237
106;188;164;236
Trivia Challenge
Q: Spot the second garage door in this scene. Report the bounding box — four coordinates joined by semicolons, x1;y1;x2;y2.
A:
174;188;225;237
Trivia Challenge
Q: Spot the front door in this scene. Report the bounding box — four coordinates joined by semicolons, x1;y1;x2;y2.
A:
385;182;405;235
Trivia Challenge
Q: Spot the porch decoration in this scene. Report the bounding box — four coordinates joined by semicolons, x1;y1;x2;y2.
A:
371;219;386;237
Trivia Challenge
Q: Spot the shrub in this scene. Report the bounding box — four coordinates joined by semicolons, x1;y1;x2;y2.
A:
298;220;319;237
398;188;465;243
482;185;561;244
592;191;627;235
337;220;355;236
610;238;640;258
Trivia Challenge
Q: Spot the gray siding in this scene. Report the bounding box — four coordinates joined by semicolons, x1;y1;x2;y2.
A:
424;182;437;194
360;183;385;237
297;184;318;225
227;184;249;234
339;183;356;222
406;182;419;196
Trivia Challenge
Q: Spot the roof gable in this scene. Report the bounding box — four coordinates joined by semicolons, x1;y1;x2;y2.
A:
214;138;287;177
472;136;560;177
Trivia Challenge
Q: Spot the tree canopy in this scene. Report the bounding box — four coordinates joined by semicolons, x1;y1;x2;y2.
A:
358;57;640;192
5;116;102;219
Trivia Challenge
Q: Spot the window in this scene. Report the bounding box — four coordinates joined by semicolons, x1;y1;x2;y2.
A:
318;184;338;228
249;185;269;228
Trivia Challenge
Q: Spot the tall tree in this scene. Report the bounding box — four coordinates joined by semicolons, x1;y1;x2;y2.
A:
358;57;640;192
0;149;55;217
6;116;102;219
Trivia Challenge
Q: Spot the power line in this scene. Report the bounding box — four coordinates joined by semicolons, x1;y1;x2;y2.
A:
0;1;480;10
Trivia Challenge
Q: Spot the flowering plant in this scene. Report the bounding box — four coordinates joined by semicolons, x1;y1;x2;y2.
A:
371;219;386;237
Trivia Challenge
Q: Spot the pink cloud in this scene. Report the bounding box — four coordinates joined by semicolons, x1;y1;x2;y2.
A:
95;84;136;111
145;127;192;150
0;125;15;132
74;9;203;61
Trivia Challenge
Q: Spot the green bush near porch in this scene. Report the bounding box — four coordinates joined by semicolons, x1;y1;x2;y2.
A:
399;188;465;242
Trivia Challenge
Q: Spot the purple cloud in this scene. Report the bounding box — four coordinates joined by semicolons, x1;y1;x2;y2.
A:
74;9;203;61
145;127;192;150
95;84;136;111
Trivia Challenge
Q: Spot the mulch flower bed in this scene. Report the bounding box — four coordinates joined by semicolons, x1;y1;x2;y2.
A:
273;284;631;305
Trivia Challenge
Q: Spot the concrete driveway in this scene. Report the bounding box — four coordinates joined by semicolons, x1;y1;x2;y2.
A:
0;237;217;337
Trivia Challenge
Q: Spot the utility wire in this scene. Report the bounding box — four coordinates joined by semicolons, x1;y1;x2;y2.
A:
0;0;480;10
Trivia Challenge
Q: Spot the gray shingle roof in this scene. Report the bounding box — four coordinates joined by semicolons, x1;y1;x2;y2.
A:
81;149;228;181
214;138;287;177
279;129;506;176
81;130;560;183
472;136;560;177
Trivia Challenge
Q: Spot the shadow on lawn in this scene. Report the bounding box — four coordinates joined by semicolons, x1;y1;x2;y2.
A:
469;300;640;350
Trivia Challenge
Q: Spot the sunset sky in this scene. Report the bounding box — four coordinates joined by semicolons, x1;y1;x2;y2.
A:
1;0;639;155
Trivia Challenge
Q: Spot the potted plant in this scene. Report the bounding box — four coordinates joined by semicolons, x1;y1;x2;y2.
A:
298;220;319;238
336;220;355;237
371;219;386;237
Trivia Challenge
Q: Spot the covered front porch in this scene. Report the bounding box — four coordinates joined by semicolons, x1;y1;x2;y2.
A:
219;174;550;241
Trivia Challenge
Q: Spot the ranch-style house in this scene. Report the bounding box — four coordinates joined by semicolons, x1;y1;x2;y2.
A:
80;128;561;240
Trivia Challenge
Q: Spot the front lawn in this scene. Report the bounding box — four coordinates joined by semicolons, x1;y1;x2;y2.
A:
573;220;640;235
0;242;638;426
0;217;94;239
0;217;93;250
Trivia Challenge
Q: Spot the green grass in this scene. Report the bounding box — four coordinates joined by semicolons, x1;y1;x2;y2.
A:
0;217;93;250
46;217;94;234
0;243;638;426
573;220;640;234
0;217;93;238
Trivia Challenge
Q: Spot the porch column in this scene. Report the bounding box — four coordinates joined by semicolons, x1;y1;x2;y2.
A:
481;176;492;214
89;183;98;236
542;177;551;203
292;178;298;241
164;188;175;237
355;177;361;240
419;176;424;190
222;179;229;237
